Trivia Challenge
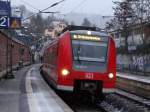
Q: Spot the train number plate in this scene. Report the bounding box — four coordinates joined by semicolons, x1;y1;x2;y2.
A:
85;73;94;79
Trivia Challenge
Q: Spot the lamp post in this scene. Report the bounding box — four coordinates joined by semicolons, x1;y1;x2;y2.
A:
5;0;23;78
4;0;15;79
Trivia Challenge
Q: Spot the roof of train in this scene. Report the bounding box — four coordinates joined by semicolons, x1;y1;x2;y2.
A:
61;25;107;33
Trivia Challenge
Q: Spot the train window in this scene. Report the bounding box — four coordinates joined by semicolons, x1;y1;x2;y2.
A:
72;40;107;62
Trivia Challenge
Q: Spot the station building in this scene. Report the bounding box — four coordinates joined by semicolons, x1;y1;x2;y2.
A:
110;22;150;75
44;21;67;39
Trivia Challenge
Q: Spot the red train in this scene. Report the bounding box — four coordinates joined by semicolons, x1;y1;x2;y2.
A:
42;26;116;100
0;31;31;78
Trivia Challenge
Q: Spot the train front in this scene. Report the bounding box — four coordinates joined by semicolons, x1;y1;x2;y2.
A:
58;30;116;99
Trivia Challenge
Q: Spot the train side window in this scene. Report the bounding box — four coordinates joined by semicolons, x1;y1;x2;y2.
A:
46;41;58;67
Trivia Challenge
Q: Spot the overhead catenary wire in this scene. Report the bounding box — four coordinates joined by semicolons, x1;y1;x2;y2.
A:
70;0;88;13
22;0;66;21
54;0;89;22
20;0;41;12
20;0;60;14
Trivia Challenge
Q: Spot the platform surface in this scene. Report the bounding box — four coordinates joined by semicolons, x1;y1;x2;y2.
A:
117;72;150;84
0;64;73;112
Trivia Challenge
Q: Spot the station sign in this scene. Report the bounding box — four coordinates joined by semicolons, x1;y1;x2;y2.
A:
0;16;21;29
10;17;21;29
0;1;11;16
0;1;21;29
0;16;9;28
11;7;22;18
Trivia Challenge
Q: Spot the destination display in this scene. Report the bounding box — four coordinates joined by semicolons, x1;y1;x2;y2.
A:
72;34;101;41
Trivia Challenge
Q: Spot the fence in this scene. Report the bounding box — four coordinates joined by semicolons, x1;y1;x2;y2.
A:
117;54;150;75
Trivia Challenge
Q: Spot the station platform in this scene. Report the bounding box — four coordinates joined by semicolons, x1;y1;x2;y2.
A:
117;72;150;84
0;64;73;112
116;72;150;99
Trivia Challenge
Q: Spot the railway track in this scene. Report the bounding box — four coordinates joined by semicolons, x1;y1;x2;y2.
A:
100;89;150;112
104;94;149;112
57;92;118;112
115;89;150;108
58;90;150;112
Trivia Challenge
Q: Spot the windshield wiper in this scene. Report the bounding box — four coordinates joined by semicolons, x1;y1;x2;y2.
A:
77;45;81;64
76;40;81;64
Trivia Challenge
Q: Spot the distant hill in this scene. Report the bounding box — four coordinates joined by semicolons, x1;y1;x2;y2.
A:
64;12;111;28
18;4;110;28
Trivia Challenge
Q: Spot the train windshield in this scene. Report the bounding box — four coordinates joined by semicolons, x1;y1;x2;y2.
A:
71;33;108;72
72;40;107;62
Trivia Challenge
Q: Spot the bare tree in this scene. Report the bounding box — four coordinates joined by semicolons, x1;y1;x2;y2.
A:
82;18;92;27
107;0;150;52
113;0;134;52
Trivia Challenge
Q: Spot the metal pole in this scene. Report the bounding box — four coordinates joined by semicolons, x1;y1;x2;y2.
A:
5;0;14;79
5;30;14;79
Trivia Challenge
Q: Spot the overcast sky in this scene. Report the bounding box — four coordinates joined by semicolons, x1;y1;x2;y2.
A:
11;0;115;16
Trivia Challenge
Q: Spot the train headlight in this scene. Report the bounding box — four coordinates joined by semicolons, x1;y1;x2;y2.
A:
108;73;114;79
61;69;70;76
